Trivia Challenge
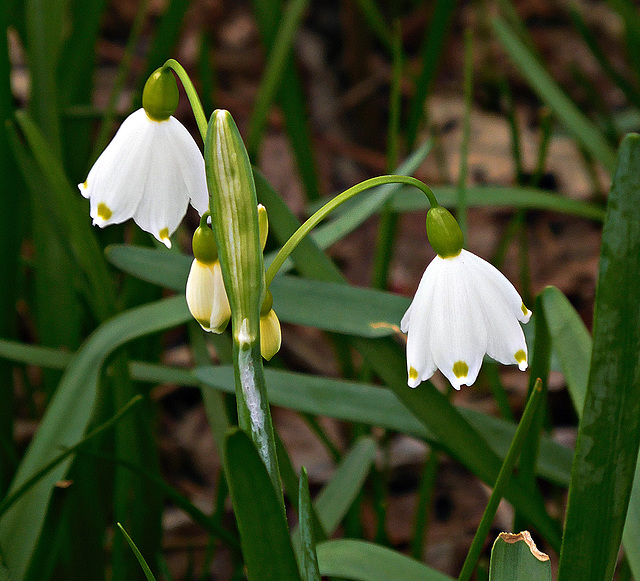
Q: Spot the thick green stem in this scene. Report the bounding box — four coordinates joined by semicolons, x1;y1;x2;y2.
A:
265;175;438;287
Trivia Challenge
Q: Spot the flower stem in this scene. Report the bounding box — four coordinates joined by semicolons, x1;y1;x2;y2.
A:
163;59;208;140
457;378;544;581
264;175;438;287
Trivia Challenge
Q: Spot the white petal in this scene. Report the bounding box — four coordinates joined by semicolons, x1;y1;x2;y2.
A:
403;256;442;387
81;109;153;227
429;253;487;389
186;259;216;329
471;273;529;369
165;116;209;215
209;262;231;333
462;250;531;323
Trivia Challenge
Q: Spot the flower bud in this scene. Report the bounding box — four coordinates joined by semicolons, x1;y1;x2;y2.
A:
260;309;281;361
426;207;464;258
258;204;269;251
192;225;218;264
205;109;263;343
143;68;179;122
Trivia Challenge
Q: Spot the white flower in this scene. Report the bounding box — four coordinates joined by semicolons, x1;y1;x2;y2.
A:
401;249;531;390
186;258;231;333
79;109;208;248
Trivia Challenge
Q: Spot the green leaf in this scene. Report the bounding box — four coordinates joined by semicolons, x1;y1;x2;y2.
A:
313;437;376;534
493;17;617;172
0;296;190;578
194;365;571;489
489;532;551;581
541;289;640;579
316;539;454;581
249;0;320;201
116;523;157;581
224;429;302;581
12;111;116;320
247;0;311;157
106;244;410;338
298;467;321;581
405;0;458;149
540;286;591;414
557;134;640;581
389;185;605;221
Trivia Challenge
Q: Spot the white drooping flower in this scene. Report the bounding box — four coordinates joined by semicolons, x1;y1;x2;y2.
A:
186;258;231;333
401;206;531;390
186;224;231;333
78;69;208;248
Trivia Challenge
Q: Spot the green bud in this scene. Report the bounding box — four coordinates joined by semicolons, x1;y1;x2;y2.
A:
142;68;179;121
192;226;218;264
205;109;263;344
426;207;464;258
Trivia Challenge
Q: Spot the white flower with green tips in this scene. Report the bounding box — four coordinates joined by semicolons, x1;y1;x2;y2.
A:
78;69;208;248
401;206;531;390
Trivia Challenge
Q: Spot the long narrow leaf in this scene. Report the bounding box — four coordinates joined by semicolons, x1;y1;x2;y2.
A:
493;17;617;172
0;296;190;578
557;134;640;580
224;429;302;581
316;539;454;581
298;468;321;581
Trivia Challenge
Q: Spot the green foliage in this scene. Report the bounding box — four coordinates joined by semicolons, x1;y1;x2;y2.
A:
224;430;302;581
558;134;640;581
488;533;551;581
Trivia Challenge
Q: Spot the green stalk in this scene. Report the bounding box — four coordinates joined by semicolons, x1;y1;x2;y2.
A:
265;176;438;287
205;110;282;496
163;58;208;140
457;379;544;581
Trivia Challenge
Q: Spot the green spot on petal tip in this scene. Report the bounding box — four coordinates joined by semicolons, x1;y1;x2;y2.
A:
453;361;469;378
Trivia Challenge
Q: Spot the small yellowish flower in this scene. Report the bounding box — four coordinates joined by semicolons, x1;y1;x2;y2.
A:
401;207;531;390
79;69;208;248
259;290;281;361
186;225;230;333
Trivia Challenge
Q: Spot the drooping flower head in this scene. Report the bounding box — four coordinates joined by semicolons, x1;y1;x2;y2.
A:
401;206;531;390
186;222;231;333
79;68;208;247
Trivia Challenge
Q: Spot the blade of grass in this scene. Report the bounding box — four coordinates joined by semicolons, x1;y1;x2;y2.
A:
316;539;454;581
493;17;617;172
569;5;640;113
91;0;152;162
249;0;320;200
0;296;190;578
457;28;473;240
0;396;142;519
224;429;302;581
298;467;321;581
557;134;640;580
389;184;605;221
0;0;21;494
117;524;157;581
24;0;66;155
246;0;311;159
11;112;116;320
458;379;544;581
406;0;458;149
